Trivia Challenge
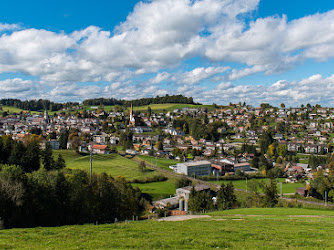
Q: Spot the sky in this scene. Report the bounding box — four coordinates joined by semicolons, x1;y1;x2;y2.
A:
0;0;334;107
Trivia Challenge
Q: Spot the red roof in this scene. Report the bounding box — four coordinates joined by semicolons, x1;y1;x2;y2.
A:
92;144;108;150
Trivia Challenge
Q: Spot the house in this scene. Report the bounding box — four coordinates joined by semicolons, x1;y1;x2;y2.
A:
110;136;119;145
210;160;234;175
176;184;212;211
92;144;110;154
234;162;251;173
49;139;60;150
125;149;139;155
153;196;179;210
78;141;89;153
93;135;106;144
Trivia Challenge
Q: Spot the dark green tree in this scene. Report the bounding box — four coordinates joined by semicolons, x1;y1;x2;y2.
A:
216;183;237;210
263;179;278;207
54;154;66;170
42;142;54;171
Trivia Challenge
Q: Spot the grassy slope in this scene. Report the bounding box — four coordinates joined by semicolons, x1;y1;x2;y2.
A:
134;155;180;199
2;208;334;248
84;103;216;113
209;178;305;194
132;181;176;200
208;207;334;216
54;150;177;199
54;150;158;180
0;105;24;113
136;155;178;171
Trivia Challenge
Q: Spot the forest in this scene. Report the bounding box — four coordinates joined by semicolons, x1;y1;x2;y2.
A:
0;165;146;229
0;136;147;229
0;99;79;112
83;95;198;107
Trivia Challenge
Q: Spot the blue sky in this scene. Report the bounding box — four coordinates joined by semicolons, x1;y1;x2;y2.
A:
0;0;334;106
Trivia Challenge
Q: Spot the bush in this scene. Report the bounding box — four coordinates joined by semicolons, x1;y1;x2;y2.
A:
131;175;168;184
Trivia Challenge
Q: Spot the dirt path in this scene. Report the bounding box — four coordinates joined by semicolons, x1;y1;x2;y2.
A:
156;215;210;221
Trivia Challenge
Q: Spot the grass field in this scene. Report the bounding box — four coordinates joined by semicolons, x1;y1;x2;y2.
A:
136;155;178;171
208;207;334;216
54;150;178;199
0;105;24;114
209;178;305;194
54;150;161;180
132;180;176;200
0;105;68;115
84;103;216;113
1;208;334;249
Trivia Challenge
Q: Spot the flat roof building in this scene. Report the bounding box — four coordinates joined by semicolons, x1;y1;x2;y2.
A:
174;160;211;177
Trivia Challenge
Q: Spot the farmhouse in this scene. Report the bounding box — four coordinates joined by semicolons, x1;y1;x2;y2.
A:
92;144;110;154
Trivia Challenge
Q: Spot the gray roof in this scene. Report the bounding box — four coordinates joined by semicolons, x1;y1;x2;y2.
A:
178;184;211;192
182;160;211;167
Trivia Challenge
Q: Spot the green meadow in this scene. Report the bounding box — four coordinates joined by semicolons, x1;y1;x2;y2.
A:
0;105;25;114
136;155;178;171
54;150;177;199
85;103;216;113
132;180;177;200
208;207;334;216
209;178;306;194
1;207;334;249
54;150;159;180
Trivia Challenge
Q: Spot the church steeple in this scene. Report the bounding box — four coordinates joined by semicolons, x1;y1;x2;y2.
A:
129;104;135;126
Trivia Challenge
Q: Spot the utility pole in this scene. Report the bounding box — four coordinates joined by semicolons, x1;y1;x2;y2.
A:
246;177;248;193
90;146;93;179
325;191;328;206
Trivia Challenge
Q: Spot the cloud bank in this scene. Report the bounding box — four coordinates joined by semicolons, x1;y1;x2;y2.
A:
0;0;334;106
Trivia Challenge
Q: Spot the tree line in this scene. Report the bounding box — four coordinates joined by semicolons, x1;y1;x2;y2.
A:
0;165;147;229
83;95;198;107
0;135;149;229
188;183;237;213
0;99;78;112
0;135;65;173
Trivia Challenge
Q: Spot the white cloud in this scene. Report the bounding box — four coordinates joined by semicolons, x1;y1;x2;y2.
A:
224;65;264;81
0;23;20;32
1;73;334;106
1;0;334;105
149;72;170;84
196;74;334;106
177;66;230;84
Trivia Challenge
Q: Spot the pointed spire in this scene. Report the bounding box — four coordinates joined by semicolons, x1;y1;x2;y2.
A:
129;103;135;126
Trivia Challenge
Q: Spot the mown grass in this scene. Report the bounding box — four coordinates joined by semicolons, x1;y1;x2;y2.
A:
208;207;334;216
132;180;176;200
54;150;159;180
136;155;178;171
2;207;334;248
54;150;178;199
209;178;305;194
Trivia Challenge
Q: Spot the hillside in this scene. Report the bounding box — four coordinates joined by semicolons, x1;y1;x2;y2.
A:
84;103;216;113
1;207;334;249
54;150;178;200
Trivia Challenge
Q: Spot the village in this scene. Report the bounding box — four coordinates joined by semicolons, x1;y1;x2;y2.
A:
1;101;333;195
